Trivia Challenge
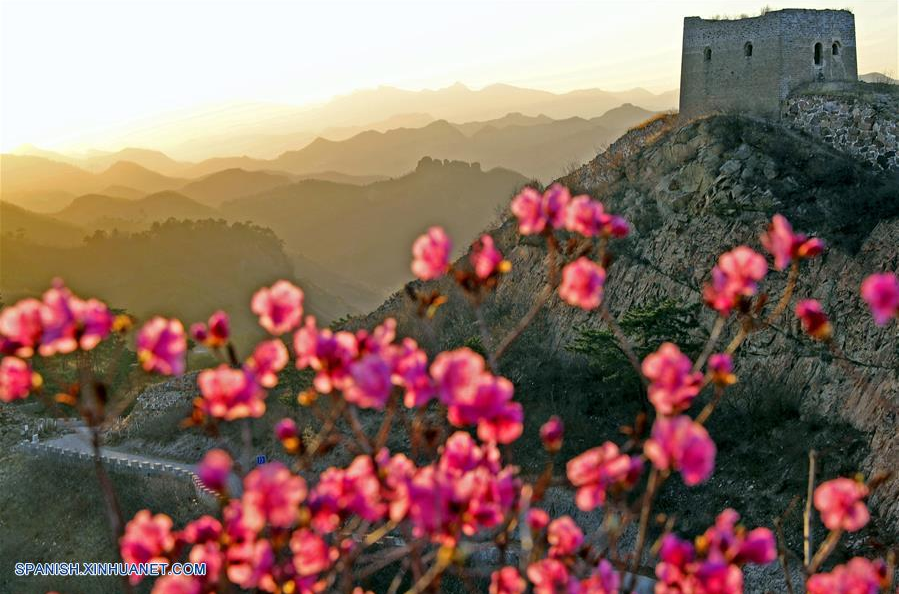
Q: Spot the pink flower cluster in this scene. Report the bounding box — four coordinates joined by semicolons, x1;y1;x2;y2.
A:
559;257;606;310
0;356;38;403
293;316;428;409
137;316;187;376
566;441;643;511
642;342;703;415
813;477;869;532
196;336;288;421
189;310;230;348
861;272;899;326
795;299;832;341
396;432;519;545
251;280;304;336
0;280;113;354
431;348;523;443
655;509;776;594
644;415;716;486
703;246;768;315
760;214;825;271
411;226;453;280
525;556;619;594
511;185;628;238
806;557;888;594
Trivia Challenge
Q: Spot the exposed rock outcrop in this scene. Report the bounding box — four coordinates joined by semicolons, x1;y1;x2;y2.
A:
361;112;899;537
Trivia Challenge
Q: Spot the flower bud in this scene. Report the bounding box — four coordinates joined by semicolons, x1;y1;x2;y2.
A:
539;416;564;453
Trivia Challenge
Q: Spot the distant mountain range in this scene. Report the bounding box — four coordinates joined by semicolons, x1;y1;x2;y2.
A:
3;156;529;312
220;158;529;306
35;83;676;160
4;103;657;208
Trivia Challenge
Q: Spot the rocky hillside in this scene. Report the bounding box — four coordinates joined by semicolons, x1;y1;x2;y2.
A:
110;96;898;575
354;108;899;543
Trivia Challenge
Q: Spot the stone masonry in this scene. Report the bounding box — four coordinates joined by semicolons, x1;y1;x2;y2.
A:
680;9;857;118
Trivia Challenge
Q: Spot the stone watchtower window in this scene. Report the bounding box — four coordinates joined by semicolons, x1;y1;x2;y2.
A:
744;42;753;57
832;41;841;55
704;47;712;61
814;42;822;65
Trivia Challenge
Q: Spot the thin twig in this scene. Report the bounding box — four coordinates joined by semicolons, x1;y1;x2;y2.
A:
803;450;817;567
600;303;645;383
693;316;726;372
807;528;843;574
626;468;661;593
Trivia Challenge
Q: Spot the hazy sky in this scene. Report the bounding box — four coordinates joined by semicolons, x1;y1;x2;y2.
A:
1;0;896;151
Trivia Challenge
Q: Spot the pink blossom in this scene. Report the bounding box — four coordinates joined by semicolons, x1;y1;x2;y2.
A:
541;184;572;228
527;508;550;531
707;353;736;386
490;566;526;594
580;559;620;594
120;510;174;583
655;534;695;589
760;214;825;271
245;339;288;388
290;528;334;576
806;557;887;594
197;365;266;420
136;316;186;375
445;372;522;444
471;234;504;279
701;509;775;566
187;540;223;584
345;353;393;409
388;337;434;407
411;226;452;280
602;214;630;238
703;246;768;315
189;322;208;344
559;257;606;310
251;280;304;335
197;449;232;492
795;299;832;340
206;310;230;346
567;441;643;511
294;317;358;393
191;311;230;347
150;574;202;594
180;515;222;544
402;433;518;545
225;538;275;591
547;516;584;557
37;282;113;355
511;187;546;235
430;347;485;405
275;418;298;441
0;356;36;402
860;272;899;326
565;195;604;237
242;462;307;531
813;477;869;532
642;342;703;415
540;416;564;452
527;558;576;594
309;455;386;533
511;184;572;234
0;298;42;357
477;399;524;444
644;415;716;486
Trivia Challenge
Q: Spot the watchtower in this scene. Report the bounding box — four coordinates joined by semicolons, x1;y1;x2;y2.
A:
679;9;857;119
